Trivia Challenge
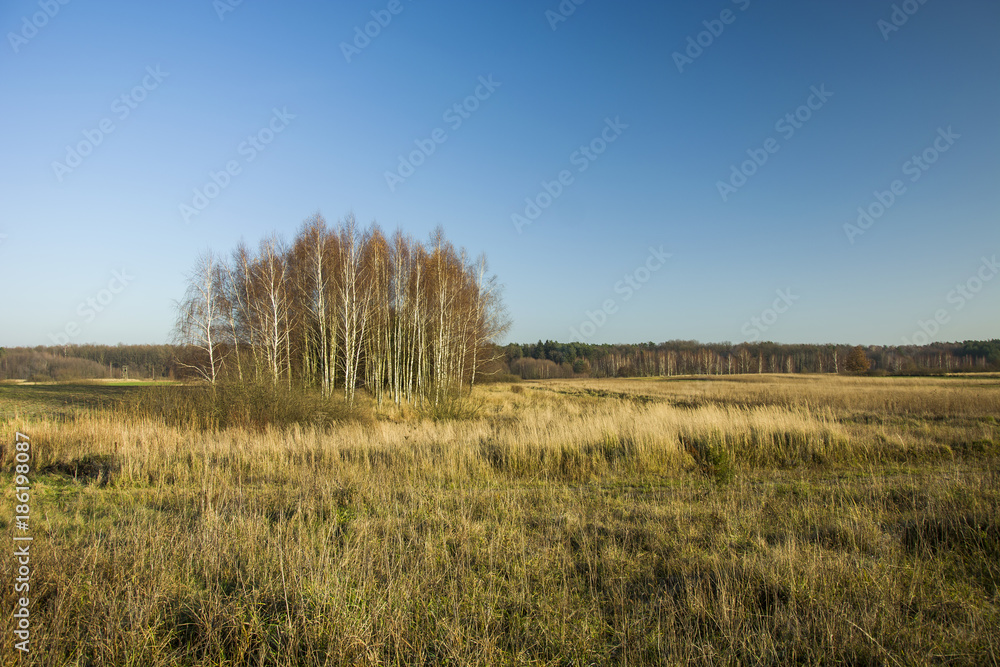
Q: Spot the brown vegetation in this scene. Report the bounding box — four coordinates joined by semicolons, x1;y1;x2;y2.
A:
1;374;998;664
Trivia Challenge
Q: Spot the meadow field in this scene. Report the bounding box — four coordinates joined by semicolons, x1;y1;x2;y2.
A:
1;374;998;665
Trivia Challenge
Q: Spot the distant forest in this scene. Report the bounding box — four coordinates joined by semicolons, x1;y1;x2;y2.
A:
0;344;178;382
503;339;1000;379
1;339;998;383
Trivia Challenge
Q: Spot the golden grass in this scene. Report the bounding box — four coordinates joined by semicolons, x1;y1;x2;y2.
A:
1;375;998;665
536;373;1000;415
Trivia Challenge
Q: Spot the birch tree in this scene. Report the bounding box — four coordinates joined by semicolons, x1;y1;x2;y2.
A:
174;250;226;384
174;214;509;403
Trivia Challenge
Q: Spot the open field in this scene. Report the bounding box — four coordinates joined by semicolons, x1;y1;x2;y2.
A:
0;380;180;421
1;375;999;665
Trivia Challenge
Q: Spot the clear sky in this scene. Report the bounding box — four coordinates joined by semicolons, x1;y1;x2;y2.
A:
1;0;997;348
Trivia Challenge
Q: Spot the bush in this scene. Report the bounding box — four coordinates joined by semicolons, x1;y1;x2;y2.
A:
680;435;735;485
120;381;361;431
844;346;871;374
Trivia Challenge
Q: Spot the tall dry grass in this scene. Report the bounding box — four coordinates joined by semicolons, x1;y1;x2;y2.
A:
0;375;997;665
539;373;1000;417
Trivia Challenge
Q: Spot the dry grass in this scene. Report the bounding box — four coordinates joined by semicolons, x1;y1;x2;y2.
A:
1;375;998;665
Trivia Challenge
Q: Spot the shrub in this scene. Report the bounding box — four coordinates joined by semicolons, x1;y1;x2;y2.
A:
844;346;871;374
119;381;360;431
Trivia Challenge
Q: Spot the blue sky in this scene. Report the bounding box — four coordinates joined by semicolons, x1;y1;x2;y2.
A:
1;0;997;348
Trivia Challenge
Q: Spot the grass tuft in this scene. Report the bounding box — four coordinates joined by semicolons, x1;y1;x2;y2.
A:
1;374;998;664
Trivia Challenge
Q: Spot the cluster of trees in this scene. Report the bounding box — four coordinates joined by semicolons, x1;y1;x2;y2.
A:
503;339;1000;378
957;340;1000;367
174;214;510;404
0;344;180;381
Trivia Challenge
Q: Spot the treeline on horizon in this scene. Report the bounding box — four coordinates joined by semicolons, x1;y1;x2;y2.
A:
0;344;176;382
504;339;1000;378
2;338;998;384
